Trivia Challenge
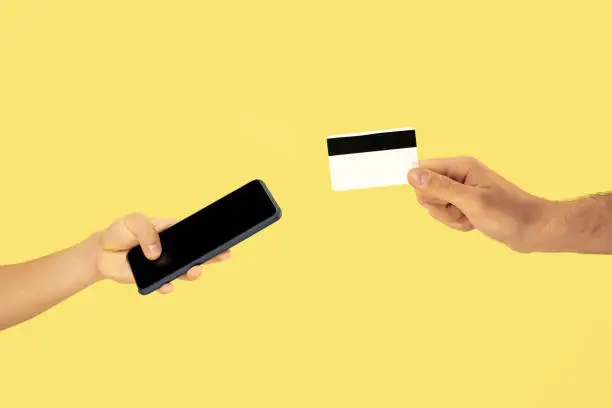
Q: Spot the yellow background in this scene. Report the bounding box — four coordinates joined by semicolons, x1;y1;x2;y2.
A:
1;1;612;407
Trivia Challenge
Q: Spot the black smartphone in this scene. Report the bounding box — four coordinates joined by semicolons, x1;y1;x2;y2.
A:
127;179;282;295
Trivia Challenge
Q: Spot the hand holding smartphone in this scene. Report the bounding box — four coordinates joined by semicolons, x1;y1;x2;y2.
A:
127;179;282;295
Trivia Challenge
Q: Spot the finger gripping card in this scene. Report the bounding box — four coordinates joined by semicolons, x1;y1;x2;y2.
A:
326;127;418;191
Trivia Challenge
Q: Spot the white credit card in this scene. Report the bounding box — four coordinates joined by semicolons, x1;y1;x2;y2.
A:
326;127;418;191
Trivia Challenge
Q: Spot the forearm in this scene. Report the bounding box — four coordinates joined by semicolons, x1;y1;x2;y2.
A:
537;194;612;254
0;235;101;331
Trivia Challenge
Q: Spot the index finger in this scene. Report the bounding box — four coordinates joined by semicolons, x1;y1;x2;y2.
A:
418;157;476;183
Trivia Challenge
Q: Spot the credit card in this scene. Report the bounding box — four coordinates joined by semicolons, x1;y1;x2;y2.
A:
327;127;418;191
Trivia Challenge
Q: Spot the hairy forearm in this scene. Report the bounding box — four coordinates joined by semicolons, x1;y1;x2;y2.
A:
0;236;100;331
537;194;612;254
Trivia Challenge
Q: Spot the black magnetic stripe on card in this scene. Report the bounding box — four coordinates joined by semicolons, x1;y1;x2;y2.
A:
327;130;417;156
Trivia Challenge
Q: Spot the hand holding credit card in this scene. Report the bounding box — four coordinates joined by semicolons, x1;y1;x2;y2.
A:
327;127;418;191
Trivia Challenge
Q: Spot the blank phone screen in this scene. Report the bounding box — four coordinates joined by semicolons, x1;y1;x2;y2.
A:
128;180;278;291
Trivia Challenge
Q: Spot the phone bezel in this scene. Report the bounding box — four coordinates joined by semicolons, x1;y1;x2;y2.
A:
129;179;282;295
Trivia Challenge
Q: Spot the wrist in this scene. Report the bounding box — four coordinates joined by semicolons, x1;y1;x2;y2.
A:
73;231;105;286
514;198;568;253
527;199;590;253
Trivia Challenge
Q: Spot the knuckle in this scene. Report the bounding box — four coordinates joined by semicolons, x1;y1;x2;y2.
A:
471;190;491;210
125;213;158;243
429;206;458;223
124;212;146;226
417;192;445;206
433;175;452;190
472;189;486;203
448;207;463;222
124;212;141;221
459;156;480;168
449;221;470;231
459;156;479;167
128;213;151;228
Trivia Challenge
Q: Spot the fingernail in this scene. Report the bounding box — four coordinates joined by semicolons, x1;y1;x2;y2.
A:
411;169;429;186
148;244;161;256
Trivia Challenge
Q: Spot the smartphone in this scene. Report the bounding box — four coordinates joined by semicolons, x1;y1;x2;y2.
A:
127;179;282;295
